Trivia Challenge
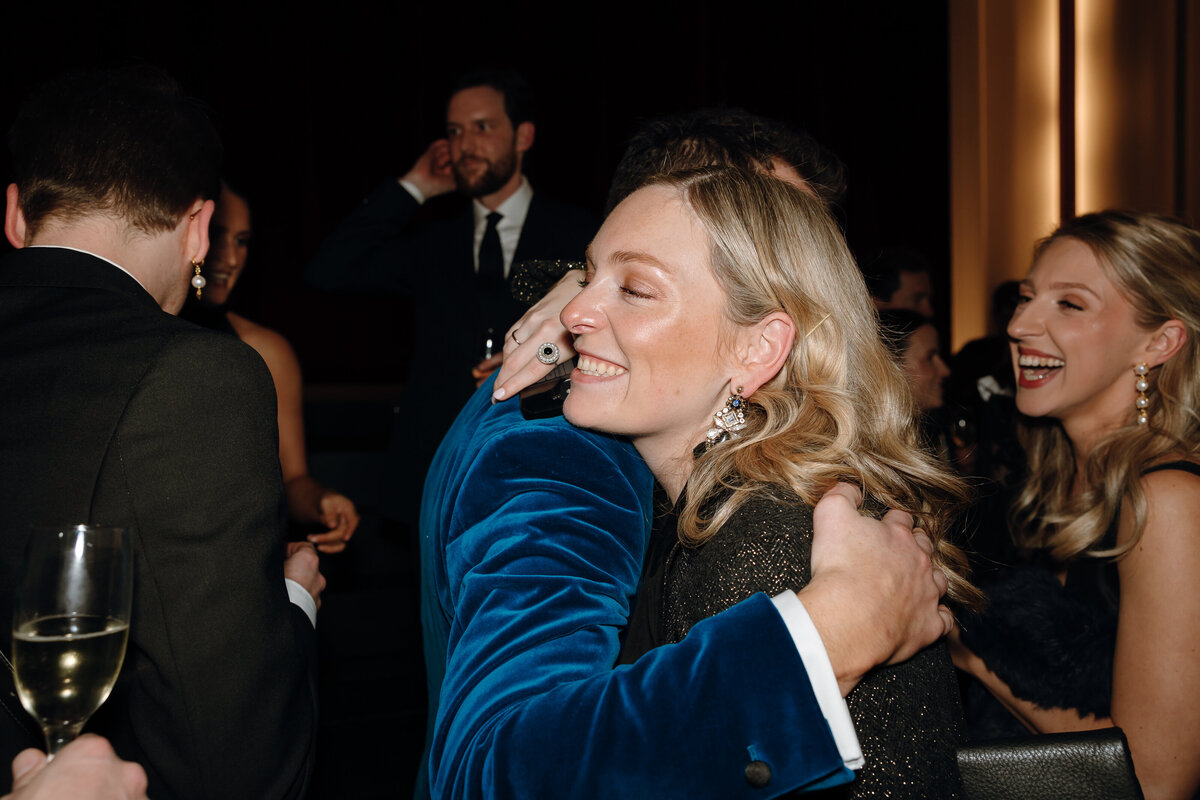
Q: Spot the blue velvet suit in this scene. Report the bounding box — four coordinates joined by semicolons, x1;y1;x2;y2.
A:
418;377;853;798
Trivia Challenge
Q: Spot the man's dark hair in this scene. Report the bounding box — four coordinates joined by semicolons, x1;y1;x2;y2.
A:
450;68;536;127
605;107;847;213
861;246;933;303
8;66;222;239
877;308;932;361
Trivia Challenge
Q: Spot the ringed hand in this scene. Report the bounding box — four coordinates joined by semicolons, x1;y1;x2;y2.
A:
492;271;583;401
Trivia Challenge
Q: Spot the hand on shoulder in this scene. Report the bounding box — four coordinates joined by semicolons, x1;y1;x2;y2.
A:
802;483;950;694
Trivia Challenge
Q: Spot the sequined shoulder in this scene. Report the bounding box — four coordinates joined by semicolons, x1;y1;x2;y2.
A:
662;491;814;645
661;490;965;798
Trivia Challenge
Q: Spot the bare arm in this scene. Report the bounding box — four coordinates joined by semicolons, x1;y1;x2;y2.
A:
949;633;1112;733
233;315;359;552
953;469;1200;799
1109;470;1200;798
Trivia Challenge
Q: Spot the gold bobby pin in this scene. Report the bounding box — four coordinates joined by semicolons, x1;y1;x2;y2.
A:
806;313;831;338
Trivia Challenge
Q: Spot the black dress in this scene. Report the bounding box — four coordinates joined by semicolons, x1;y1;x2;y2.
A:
960;460;1200;738
619;488;965;798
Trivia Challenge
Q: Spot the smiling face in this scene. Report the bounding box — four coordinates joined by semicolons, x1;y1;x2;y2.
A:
902;323;950;411
561;185;740;480
1008;237;1154;435
204;186;250;305
445;86;526;201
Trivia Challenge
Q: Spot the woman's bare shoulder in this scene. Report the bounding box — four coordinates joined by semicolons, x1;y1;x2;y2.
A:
1139;462;1200;517
228;313;299;372
1117;461;1200;562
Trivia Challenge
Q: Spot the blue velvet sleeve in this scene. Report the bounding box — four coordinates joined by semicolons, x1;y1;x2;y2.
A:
431;423;849;798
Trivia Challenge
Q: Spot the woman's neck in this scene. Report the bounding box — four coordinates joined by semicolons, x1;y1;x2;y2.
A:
1061;403;1134;482
634;436;699;505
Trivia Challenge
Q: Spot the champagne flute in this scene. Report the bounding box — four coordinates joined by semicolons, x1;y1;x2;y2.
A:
11;525;132;756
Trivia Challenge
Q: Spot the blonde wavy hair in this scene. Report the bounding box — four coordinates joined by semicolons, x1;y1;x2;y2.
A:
648;167;980;607
1011;211;1200;562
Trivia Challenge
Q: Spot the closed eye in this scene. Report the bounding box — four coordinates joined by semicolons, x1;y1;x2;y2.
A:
577;265;595;289
620;285;652;299
1058;299;1083;311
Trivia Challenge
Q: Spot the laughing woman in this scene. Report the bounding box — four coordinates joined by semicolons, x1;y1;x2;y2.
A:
559;167;978;797
951;211;1200;800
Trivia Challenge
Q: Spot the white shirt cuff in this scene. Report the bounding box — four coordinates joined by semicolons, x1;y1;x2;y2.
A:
285;578;318;628
772;590;864;770
397;178;426;205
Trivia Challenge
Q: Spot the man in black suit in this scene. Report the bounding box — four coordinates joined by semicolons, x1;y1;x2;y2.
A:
306;67;596;527
0;67;321;800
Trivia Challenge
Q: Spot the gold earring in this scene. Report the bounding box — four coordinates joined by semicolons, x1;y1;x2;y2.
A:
191;259;206;300
1134;362;1150;425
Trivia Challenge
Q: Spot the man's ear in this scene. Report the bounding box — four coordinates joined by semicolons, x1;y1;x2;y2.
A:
1145;319;1187;367
185;198;215;265
515;121;535;155
5;184;27;249
737;312;796;398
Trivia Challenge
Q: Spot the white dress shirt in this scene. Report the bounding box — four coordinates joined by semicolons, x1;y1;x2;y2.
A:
774;590;864;769
399;175;534;278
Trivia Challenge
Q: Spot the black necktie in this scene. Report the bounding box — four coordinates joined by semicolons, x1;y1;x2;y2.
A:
478;212;504;288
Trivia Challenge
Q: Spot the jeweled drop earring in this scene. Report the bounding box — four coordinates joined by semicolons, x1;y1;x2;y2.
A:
706;385;748;446
191;259;206;300
1134;362;1150;425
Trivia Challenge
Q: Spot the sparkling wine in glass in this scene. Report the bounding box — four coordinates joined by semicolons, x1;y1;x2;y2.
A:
11;525;132;756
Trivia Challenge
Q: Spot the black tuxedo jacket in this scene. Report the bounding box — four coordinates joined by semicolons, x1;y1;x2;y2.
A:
306;179;597;383
0;248;317;800
306;180;598;521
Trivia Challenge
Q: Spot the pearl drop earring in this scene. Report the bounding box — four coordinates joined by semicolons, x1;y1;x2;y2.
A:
1134;362;1150;425
191;259;206;300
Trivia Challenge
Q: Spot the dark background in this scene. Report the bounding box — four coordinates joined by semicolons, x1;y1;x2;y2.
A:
0;4;953;794
1;0;951;385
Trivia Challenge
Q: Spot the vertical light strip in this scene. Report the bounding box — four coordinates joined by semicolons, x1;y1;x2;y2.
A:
949;0;1064;351
1076;0;1111;213
1032;0;1062;235
1060;0;1077;221
949;0;989;352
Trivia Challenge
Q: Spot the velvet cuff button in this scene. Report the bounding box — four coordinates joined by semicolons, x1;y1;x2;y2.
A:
744;759;772;788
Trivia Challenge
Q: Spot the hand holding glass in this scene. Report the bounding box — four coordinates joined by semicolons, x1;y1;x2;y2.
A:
12;525;132;756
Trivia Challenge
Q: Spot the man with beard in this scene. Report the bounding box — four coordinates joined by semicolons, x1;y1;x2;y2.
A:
305;67;596;585
308;68;596;384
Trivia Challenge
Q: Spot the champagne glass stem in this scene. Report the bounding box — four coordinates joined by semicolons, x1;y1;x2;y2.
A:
44;721;85;758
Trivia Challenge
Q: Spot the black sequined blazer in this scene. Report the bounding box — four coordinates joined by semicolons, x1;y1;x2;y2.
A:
630;490;965;798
